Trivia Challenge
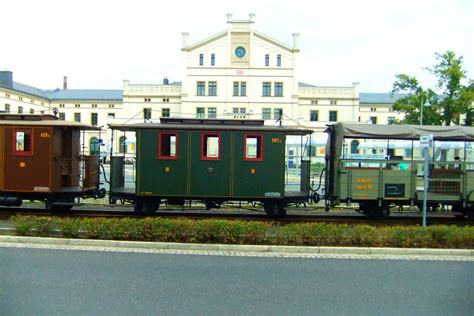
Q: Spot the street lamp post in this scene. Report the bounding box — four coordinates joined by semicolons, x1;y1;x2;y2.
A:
420;96;431;125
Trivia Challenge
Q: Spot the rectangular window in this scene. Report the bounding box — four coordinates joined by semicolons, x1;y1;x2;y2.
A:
233;81;239;96
262;108;271;120
310;110;319;122
277;54;281;67
208;107;217;118
162;108;170;118
329;111;338;122
74;112;81;122
5;104;10;113
262;82;271;96
274;82;283;96
108;113;115;119
18;106;23;114
311;99;318;105
91;113;98;126
197;81;205;96
370;116;377;124
265;54;269;67
158;132;178;160
240;108;246;114
30;109;35;114
202;133;220;160
196;107;205;118
144;108;152;120
274;108;283;120
211;53;215;66
330;100;337;105
59;112;66;121
240;82;246;96
208;81;217;96
199;54;204;66
244;134;263;161
232;108;239;114
14;128;32;155
387;116;395;124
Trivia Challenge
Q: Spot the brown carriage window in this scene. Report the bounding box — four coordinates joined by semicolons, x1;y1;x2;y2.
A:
244;134;263;161
14;128;33;155
158;132;178;159
202;133;220;160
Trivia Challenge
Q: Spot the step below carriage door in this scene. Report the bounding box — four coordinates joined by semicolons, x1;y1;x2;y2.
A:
137;129;188;196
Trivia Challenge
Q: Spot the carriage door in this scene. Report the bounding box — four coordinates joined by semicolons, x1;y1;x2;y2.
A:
189;131;231;197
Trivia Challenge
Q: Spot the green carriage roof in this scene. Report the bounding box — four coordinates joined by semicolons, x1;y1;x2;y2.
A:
109;118;313;135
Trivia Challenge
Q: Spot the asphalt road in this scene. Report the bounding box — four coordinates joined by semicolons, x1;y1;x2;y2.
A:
1;247;473;315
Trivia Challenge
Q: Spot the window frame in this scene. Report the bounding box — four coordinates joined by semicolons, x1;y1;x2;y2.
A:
211;53;215;66
199;54;204;66
244;134;264;161
196;107;205;118
208;81;217;96
329;111;338;122
310;110;319;122
158;131;178;160
13;127;33;156
277;54;281;67
262;82;271;97
197;81;205;96
274;82;283;97
201;132;220;161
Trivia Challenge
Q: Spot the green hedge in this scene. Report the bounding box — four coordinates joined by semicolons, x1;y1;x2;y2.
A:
10;215;474;248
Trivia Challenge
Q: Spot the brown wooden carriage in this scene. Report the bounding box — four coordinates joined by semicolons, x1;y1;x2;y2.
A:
0;114;104;211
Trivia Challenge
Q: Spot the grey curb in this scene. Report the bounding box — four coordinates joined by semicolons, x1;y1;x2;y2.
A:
1;235;473;257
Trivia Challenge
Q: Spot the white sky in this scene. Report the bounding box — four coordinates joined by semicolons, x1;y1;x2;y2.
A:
1;0;473;92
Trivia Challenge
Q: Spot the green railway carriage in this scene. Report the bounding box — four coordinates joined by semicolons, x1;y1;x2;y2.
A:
109;118;313;216
325;122;474;219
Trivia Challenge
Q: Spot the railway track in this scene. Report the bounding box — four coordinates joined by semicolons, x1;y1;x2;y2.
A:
0;205;471;226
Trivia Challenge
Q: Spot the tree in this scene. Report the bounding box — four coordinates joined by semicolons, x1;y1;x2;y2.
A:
390;51;473;125
390;74;441;125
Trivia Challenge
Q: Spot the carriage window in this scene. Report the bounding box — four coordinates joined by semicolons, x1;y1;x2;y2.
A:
159;132;178;159
14;128;33;155
244;134;263;161
202;133;220;160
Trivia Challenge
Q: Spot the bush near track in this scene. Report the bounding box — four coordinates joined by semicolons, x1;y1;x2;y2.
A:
10;215;474;249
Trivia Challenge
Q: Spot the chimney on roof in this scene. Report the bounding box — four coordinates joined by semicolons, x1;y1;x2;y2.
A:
63;76;68;90
0;71;13;88
292;33;300;50
163;77;169;85
182;32;189;48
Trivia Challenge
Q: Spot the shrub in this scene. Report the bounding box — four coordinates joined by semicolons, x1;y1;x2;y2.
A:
8;215;474;249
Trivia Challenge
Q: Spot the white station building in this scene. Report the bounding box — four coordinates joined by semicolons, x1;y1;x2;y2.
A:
0;14;407;157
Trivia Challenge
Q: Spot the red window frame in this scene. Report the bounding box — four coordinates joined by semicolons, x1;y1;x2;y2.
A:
13;127;33;156
244;134;263;161
158;131;178;160
201;132;220;160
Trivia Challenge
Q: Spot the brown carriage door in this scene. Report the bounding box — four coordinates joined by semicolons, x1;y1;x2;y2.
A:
4;127;52;192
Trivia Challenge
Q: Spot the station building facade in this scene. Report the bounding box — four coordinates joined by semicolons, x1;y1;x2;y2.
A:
0;14;406;156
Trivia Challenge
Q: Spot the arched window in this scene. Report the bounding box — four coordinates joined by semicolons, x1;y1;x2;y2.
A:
90;137;99;155
350;140;359;154
119;136;127;154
